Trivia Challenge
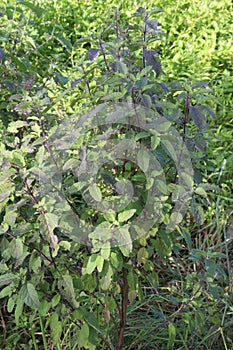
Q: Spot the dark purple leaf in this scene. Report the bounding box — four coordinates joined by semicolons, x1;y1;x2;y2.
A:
158;82;169;92
110;61;118;72
192;81;208;89
146;19;158;30
194;137;207;151
189;105;207;130
169;81;183;90
88;48;100;61
134;7;146;16
0;46;5;64
143;49;162;77
176;92;187;100
200;105;216;119
71;79;82;89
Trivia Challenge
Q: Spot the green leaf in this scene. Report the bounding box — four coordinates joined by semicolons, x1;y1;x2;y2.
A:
118;209;136;223
131;173;146;182
58;274;79;308
4;210;17;227
167;322;176;349
22;1;44;17
13;151;25;167
101;242;111;260
141;94;152;108
0;273;17;288
117;61;128;74
135;132;150;141
83;312;102;334
116;227;132;251
56;36;72;51
99;264;113;290
194;186;208;198
137;149;150;172
162;139;177;162
50;312;62;344
96;255;104;273
103;210;116;222
43;213;59;249
7;121;27;133
15;296;24;326
7;297;15;313
110;252;123;270
0;285;14;299
89;184;102;202
157;121;171;133
29;251;41;273
78;323;89;347
86;254;98;274
39;300;51;316
52;294;61;308
20;283;40;309
137;247;149;264
178;226;192;250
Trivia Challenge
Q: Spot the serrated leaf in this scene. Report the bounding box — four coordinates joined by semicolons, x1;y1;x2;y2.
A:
89;184;102;202
20;283;40;309
0;273;17;288
134;7;146;16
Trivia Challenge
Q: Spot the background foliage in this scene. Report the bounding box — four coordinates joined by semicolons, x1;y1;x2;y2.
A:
0;0;232;349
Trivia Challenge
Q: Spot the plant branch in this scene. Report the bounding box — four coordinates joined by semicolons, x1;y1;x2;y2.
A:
116;265;129;350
